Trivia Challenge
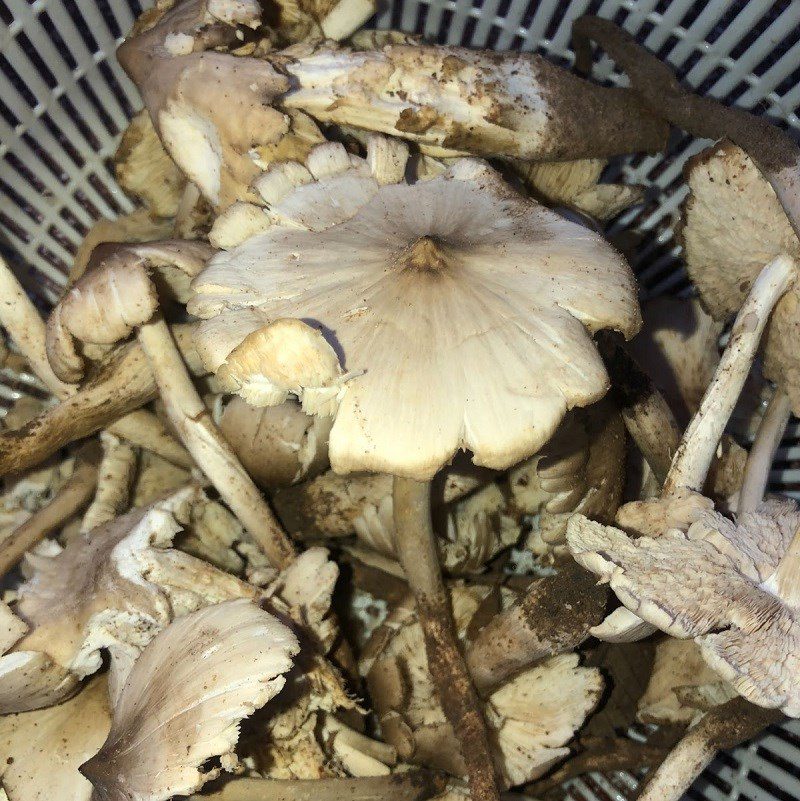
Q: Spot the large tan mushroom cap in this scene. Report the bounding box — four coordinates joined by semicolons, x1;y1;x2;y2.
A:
682;141;800;411
81;600;299;801
567;496;800;716
191;153;640;480
0;675;111;801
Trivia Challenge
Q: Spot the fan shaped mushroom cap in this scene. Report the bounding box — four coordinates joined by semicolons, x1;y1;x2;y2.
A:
682;141;800;411
81;599;299;801
0;675;111;801
365;585;602;785
567;496;800;716
191;151;640;480
280;44;667;161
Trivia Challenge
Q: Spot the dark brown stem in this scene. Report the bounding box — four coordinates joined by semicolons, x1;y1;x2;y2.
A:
599;335;682;487
192;770;448;801
466;560;608;693
0;440;100;577
571;16;800;237
393;476;500;801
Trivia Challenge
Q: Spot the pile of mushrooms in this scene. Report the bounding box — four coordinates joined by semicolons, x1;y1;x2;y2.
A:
1;7;799;801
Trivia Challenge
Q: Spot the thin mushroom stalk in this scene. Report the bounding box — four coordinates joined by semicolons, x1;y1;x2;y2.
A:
635;697;782;801
737;386;792;514
664;254;796;496
571;15;800;236
79;433;137;533
392;476;501;801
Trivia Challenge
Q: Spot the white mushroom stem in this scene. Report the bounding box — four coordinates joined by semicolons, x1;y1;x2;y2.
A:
0;256;190;468
79;434;137;533
738;387;792;514
636;697;782;801
190;771;447;801
664;255;796;496
136;317;297;569
0;441;100;576
392;476;501;801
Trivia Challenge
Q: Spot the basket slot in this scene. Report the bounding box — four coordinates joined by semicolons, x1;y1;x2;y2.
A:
468;0;502;48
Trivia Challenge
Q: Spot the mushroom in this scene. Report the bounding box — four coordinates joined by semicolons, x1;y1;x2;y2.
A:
571;16;800;238
0;485;258;711
267;0;377;43
80;599;299;801
0;254;190;469
218;397;332;489
114;109;186;220
0;675;111;801
364;584;603;788
278;44;668;161
189;144;639;801
44;242;296;569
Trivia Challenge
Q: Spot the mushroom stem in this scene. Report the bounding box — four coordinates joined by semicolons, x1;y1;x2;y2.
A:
599;335;681;486
79;434;137;533
0;441;100;576
635;697;782;801
664;255;796;496
0;256;190;468
392;475;501;801
190;771;447;801
571;16;800;237
738;387;792;514
136;316;297;569
764;524;800;608
465;560;608;693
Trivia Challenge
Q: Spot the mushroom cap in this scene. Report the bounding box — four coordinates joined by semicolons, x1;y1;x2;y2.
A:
567;496;800;716
81;599;299;801
191;154;640;480
682;140;800;411
0;675;111;801
219;397;332;488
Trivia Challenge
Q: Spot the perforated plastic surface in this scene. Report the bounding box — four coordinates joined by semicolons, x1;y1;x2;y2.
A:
1;1;799;799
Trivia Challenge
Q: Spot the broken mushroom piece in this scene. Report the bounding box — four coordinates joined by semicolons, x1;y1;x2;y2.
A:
0;675;111;801
190;147;640;801
45;241;296;569
279;44;668;161
81;599;299;801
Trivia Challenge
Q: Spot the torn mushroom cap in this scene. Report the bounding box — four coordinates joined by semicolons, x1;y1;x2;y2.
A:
46;240;213;383
0;675;111;801
515;158;644;222
568;495;800;716
365;585;602;786
7;485;255;707
190;146;641;480
117;0;292;210
280;44;667;162
682;141;800;412
114;109;186;219
638;638;736;727
509;399;625;545
219;397;332;489
81;599;299;801
197;315;350;417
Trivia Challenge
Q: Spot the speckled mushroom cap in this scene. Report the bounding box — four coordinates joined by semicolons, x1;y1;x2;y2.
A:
568;496;800;717
682;140;800;412
190;144;641;480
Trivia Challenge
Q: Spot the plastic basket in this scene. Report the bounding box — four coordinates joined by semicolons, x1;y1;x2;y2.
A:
1;0;799;799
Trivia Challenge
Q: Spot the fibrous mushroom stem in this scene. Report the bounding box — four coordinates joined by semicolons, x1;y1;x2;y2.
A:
80;434;137;533
392;475;501;801
466;560;608;693
636;697;782;801
0;256;190;468
600;335;681;486
571;16;800;237
738;386;792;514
190;770;447;801
136;316;297;569
664;255;796;496
0;440;100;577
